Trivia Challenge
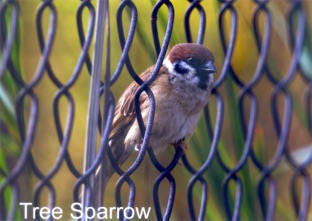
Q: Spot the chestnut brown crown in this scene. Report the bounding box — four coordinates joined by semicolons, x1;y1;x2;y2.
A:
167;43;215;65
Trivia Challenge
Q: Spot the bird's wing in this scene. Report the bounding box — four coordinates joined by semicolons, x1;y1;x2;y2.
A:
109;65;167;140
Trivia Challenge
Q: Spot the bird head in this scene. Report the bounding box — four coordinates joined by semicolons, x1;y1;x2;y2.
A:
163;43;216;90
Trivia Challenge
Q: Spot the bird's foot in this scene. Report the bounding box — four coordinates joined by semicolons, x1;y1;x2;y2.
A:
173;138;188;153
134;143;142;151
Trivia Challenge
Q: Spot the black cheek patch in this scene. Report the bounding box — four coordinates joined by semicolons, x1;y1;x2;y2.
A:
174;62;188;75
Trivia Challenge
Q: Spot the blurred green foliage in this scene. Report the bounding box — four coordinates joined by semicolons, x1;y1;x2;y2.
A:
0;2;22;219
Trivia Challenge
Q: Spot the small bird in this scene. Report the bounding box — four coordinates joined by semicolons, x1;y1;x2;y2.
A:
95;43;216;192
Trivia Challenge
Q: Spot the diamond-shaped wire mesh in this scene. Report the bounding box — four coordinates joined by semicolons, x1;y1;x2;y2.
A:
0;0;311;220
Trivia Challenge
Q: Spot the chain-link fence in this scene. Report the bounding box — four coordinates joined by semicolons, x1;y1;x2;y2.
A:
1;0;312;220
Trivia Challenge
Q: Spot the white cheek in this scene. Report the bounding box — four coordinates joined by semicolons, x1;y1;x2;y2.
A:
163;57;174;73
185;67;199;84
163;57;214;88
164;58;197;81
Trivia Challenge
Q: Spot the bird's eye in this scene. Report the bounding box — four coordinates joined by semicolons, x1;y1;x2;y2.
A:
187;57;194;63
174;61;189;75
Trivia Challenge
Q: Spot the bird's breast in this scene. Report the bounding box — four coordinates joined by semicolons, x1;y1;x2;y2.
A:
124;74;211;154
148;78;210;152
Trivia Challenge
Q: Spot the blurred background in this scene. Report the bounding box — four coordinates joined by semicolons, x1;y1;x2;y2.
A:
1;0;312;220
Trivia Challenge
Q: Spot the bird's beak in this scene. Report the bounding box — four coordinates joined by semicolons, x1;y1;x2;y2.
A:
200;61;216;74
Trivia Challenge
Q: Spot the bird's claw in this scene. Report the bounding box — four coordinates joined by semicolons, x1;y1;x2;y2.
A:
173;139;188;154
134;143;143;152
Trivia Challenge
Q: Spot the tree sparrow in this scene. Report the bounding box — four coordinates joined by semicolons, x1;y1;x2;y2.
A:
96;43;216;191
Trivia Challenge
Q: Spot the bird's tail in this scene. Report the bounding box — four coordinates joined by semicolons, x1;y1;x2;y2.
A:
89;140;133;205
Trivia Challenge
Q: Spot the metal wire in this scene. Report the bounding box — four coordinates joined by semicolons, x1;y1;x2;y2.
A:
0;0;311;221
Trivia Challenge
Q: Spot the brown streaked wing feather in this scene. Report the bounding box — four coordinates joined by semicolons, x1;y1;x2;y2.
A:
109;111;134;140
109;65;157;140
